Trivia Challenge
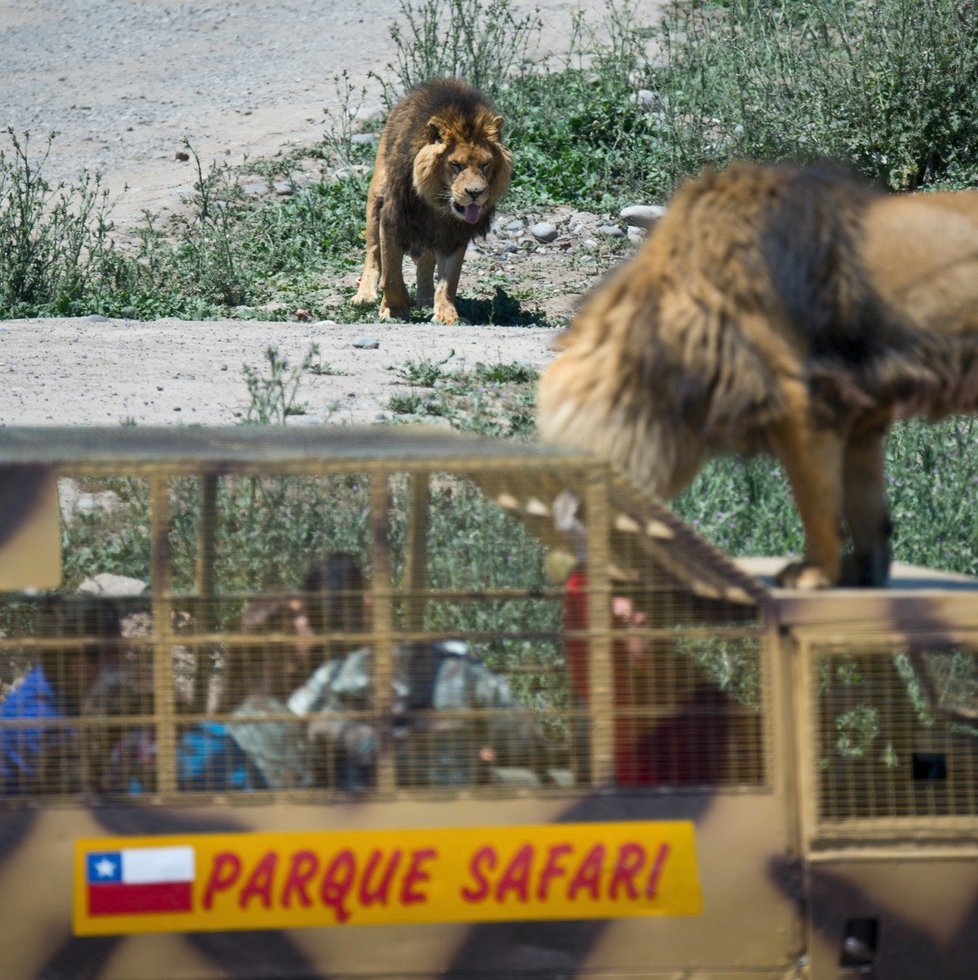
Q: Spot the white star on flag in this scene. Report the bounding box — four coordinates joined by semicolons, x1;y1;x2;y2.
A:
94;858;116;878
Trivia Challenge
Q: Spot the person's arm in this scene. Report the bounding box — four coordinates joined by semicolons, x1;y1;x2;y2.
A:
0;666;67;796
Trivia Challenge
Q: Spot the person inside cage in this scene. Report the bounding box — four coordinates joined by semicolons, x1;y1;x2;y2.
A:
104;590;322;797
215;592;326;791
0;594;124;796
93;598;305;797
561;561;737;788
94;552;550;794
89;559;364;797
279;552;552;789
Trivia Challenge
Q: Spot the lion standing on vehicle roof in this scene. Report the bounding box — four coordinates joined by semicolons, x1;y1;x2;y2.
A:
537;161;978;590
352;77;513;325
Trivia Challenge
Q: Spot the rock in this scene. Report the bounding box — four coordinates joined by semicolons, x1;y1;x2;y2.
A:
529;222;558;243
85;314;109;322
505;219;524;232
627;225;645;244
58;480;120;520
351;133;379;145
241;179;269;197
630;89;658;112
332;164;370;179
313;319;336;328
620;204;666;229
597;224;625;238
353;336;380;350
77;573;147;597
273;180;295;196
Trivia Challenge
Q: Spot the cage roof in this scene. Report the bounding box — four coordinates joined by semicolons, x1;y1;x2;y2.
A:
0;425;767;605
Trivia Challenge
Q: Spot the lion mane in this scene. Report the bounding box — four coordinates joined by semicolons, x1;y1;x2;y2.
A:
537;161;978;589
353;77;512;324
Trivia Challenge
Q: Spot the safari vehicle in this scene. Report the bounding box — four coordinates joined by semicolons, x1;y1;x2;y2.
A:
1;425;978;979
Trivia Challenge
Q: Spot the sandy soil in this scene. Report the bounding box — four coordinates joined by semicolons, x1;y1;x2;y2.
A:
1;0;606;227
0;0;656;428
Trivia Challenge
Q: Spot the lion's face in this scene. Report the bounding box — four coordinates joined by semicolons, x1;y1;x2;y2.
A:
443;145;496;225
413;108;512;225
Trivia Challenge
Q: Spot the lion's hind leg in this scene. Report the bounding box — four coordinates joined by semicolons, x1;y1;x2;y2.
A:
838;415;893;587
414;249;435;308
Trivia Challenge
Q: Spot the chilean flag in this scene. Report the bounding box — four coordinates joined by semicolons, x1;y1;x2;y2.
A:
86;846;195;916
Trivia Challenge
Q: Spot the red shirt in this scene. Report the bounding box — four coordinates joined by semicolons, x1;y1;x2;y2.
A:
562;567;592;703
562;568;732;786
562;568;649;783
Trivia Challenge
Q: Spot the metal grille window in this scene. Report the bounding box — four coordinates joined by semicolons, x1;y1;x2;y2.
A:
806;637;978;839
0;428;767;805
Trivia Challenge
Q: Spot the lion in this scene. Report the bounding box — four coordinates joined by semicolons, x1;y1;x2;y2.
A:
537;162;978;589
352;77;512;325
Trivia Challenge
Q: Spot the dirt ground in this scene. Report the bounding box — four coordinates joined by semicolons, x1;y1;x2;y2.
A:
1;0;656;427
0;316;560;425
1;0;611;227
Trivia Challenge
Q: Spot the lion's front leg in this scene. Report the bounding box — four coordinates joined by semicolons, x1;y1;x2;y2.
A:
432;246;467;325
352;169;383;308
839;414;893;587
414;248;435;308
378;229;411;321
770;407;848;590
352;226;381;307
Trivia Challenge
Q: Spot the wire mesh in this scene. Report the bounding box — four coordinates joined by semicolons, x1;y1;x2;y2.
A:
812;642;978;838
0;447;766;805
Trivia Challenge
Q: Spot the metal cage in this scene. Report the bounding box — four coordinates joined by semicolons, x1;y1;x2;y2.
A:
0;427;766;807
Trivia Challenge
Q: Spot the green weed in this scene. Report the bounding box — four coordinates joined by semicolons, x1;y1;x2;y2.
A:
672;417;978;580
241;345;319;424
387;358;537;438
0;129;118;316
653;0;978;191
373;0;541;105
391;353;455;387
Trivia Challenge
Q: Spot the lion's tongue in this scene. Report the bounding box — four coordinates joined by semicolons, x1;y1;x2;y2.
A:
464;203;481;224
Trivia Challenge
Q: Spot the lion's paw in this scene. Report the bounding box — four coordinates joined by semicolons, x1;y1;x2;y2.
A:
774;561;834;590
839;546;891;588
352;289;378;307
380;302;410;322
432;304;459;326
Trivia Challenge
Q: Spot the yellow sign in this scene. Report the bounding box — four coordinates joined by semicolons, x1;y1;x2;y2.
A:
74;821;701;935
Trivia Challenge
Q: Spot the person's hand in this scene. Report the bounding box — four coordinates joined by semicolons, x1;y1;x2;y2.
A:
612;595;649;665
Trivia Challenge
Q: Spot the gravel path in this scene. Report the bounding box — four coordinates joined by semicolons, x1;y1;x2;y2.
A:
0;316;560;426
